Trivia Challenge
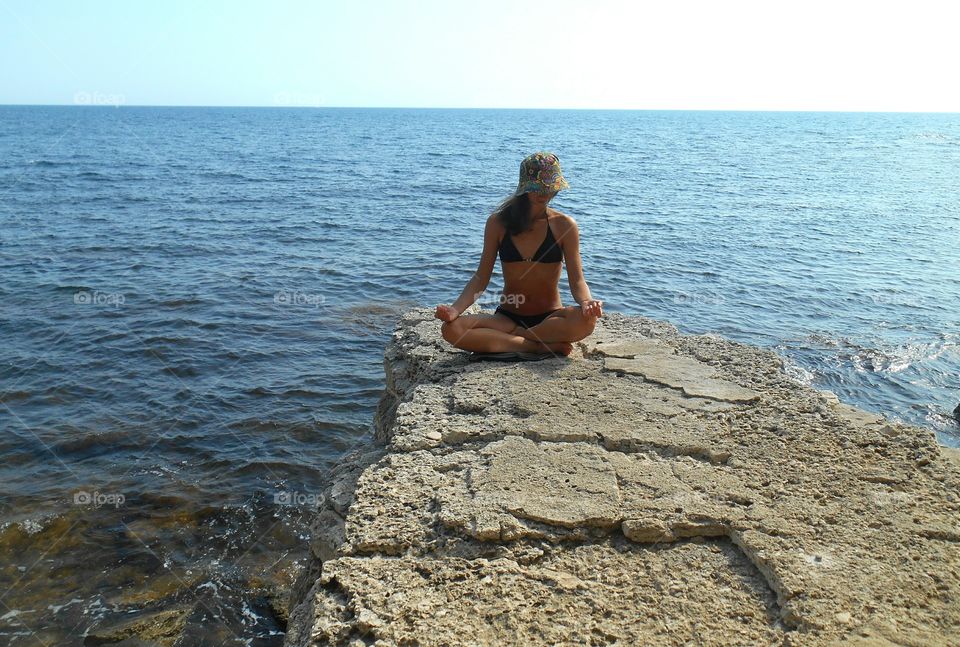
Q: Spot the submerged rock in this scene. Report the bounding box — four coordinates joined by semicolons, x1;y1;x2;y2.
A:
285;307;960;647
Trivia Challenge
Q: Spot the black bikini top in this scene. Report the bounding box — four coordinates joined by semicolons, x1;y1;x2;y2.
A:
498;219;563;264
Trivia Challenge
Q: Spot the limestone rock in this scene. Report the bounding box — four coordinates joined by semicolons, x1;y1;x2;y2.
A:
285;308;960;647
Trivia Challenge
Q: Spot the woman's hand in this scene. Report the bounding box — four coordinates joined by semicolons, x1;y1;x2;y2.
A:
435;304;460;322
580;299;603;318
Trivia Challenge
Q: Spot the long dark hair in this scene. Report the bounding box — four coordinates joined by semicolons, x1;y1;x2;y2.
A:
492;192;532;236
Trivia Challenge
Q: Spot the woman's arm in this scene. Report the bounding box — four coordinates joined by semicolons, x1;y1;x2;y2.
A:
559;215;603;317
442;214;501;318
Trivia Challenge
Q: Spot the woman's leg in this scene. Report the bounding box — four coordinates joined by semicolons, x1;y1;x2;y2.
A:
440;313;572;355
514;306;597;344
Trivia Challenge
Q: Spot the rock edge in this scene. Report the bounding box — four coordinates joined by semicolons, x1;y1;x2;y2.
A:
285;307;960;647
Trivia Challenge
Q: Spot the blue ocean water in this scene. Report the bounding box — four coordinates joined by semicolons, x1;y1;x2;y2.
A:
0;106;958;644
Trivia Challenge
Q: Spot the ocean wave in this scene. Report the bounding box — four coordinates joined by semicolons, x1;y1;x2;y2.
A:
142;334;194;346
914;132;956;144
0;510;66;539
313;219;352;229
212;197;269;204
197;170;265;182
0;390;31;404
777;352;816;386
52;283;93;294
38;383;100;404
281;388;328;398
852;342;946;374
75;171;117;181
90;331;128;344
158;297;204;308
160;364;200;378
804;333;956;374
806;333;838;349
226;417;338;435
146;317;215;330
230;459;322;478
52;429;135;456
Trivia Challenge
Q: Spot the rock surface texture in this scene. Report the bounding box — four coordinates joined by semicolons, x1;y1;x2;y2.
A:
285;307;960;647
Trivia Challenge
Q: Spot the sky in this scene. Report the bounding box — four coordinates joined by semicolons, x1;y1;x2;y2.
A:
1;0;958;111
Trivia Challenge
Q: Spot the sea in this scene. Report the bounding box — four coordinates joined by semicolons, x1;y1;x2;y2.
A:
1;106;958;645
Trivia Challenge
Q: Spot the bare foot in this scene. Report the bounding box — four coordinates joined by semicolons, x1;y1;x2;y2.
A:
513;326;538;342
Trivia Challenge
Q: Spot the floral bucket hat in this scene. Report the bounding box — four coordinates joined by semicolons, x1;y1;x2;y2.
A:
514;151;570;196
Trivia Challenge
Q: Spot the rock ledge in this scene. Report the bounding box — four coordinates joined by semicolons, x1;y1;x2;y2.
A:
285;307;960;647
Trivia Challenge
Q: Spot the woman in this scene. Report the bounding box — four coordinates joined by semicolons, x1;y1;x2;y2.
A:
435;151;603;357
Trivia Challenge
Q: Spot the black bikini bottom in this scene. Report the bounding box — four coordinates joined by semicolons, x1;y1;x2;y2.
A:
495;305;562;329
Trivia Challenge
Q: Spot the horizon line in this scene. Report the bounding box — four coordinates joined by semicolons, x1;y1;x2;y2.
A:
1;103;959;115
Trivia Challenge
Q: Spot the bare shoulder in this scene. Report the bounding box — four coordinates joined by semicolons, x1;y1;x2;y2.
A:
548;209;578;236
486;212;506;234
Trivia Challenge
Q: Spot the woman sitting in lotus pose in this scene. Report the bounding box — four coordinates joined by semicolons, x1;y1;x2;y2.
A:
435;151;603;358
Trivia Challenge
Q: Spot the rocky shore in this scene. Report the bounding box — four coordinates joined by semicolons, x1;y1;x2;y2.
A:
285;306;960;646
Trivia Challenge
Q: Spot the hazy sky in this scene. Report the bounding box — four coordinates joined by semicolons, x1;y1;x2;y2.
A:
2;0;957;111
